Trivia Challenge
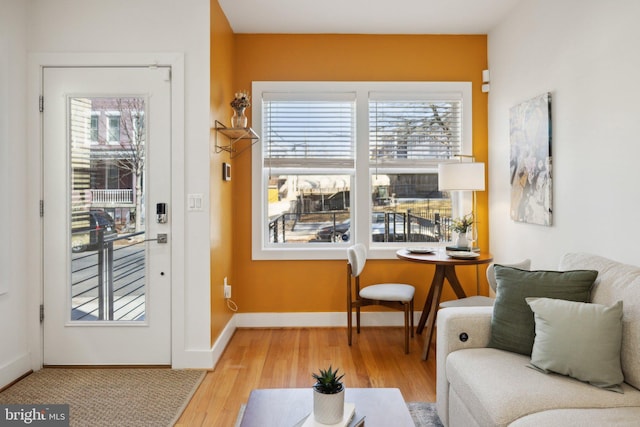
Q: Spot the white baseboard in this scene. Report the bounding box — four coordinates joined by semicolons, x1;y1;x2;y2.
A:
210;316;237;369
0;353;32;389
234;311;418;328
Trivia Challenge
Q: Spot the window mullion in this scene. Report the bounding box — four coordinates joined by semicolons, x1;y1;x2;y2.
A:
354;88;371;247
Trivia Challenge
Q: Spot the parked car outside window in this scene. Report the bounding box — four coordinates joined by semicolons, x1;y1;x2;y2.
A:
314;219;351;242
72;210;117;252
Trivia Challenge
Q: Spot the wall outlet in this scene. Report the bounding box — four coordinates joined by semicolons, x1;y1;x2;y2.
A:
224;277;232;299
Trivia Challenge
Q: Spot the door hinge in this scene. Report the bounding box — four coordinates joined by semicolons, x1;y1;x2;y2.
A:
39;95;44;113
40;200;44;217
40;304;44;323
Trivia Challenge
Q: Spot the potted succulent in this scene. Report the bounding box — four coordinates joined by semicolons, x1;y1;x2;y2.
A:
312;366;345;424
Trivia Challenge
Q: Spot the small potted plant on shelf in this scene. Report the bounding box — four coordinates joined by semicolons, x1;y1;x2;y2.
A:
451;213;474;248
312;365;345;424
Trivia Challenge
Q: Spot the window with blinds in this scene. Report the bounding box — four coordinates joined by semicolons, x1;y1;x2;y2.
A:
369;98;461;166
252;81;472;260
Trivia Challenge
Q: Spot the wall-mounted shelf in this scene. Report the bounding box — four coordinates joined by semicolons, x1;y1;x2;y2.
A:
214;120;260;158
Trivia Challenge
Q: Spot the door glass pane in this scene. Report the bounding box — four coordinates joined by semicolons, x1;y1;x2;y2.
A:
70;97;146;322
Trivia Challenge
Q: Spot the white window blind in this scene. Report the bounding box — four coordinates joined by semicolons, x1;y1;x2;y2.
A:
369;96;462;166
262;93;356;169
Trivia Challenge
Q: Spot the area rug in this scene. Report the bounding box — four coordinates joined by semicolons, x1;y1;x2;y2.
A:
235;401;443;426
0;368;205;427
407;402;444;427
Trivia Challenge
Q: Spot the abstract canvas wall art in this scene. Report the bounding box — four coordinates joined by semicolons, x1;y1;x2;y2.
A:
509;93;552;226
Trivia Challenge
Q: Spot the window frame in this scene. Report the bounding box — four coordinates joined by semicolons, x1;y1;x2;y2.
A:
252;81;473;260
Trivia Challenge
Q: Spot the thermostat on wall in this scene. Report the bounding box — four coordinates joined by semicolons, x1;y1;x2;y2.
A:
222;162;231;181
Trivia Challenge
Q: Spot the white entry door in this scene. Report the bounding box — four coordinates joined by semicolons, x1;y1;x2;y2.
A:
42;66;172;365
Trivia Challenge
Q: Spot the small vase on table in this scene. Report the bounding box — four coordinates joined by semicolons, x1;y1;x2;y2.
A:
456;232;468;248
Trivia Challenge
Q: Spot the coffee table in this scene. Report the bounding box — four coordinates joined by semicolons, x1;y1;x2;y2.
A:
239;388;414;427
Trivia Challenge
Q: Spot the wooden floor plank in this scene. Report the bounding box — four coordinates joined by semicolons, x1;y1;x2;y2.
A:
176;327;436;426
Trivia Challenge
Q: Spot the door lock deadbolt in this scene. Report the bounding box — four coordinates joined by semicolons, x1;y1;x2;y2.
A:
156;203;168;224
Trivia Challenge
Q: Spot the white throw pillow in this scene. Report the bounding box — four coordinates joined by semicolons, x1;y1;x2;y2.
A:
526;297;624;393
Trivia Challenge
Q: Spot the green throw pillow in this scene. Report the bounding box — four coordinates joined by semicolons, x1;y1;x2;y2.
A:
526;297;624;393
487;266;597;355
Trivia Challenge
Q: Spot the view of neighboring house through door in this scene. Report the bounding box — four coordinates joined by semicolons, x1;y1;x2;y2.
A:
42;66;172;365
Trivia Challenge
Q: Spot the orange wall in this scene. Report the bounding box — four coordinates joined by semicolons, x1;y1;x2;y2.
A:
226;34;490;314
209;1;235;342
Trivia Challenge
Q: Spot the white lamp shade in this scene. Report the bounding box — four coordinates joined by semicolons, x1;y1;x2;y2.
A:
438;162;485;191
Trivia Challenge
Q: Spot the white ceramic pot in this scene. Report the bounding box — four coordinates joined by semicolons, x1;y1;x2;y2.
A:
313;388;345;424
456;231;468;248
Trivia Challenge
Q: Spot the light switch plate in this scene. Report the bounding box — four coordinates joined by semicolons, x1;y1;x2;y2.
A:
187;193;203;211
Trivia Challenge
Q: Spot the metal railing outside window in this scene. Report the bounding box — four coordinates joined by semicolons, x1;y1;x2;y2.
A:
268;209;453;244
71;230;146;321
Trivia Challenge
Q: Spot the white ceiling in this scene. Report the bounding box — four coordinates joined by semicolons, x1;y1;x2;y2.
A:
218;0;523;34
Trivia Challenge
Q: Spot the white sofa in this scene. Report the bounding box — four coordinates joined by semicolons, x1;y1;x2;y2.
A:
436;253;640;426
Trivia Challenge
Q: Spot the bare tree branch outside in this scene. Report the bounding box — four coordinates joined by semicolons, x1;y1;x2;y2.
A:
113;98;146;233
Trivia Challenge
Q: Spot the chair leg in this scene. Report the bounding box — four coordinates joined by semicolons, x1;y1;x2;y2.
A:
404;302;410;354
410;298;414;337
347;306;352;346
356;306;361;334
347;269;352;346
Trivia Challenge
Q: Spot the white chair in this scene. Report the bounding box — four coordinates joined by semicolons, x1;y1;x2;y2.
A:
439;259;531;308
347;244;415;354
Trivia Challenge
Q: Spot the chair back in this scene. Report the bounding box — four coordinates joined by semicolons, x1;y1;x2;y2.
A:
486;258;532;292
347;244;367;277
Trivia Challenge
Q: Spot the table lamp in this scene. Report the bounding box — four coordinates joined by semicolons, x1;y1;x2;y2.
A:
438;159;485;249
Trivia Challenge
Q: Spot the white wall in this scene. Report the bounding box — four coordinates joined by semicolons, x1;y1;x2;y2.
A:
0;0;212;386
0;0;31;387
488;0;640;269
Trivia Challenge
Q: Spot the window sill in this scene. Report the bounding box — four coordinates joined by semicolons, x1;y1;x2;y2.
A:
251;243;449;261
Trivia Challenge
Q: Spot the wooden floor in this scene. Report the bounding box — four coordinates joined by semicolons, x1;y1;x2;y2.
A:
176;327;437;426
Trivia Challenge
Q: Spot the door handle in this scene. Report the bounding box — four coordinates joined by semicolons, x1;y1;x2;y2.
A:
144;233;168;244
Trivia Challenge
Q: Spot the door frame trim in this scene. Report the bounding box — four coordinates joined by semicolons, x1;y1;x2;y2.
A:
28;53;186;368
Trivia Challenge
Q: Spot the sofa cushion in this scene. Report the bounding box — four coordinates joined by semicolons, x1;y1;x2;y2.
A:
526;297;624;392
488;266;597;355
446;347;640;427
559;253;640;391
508;407;640;427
